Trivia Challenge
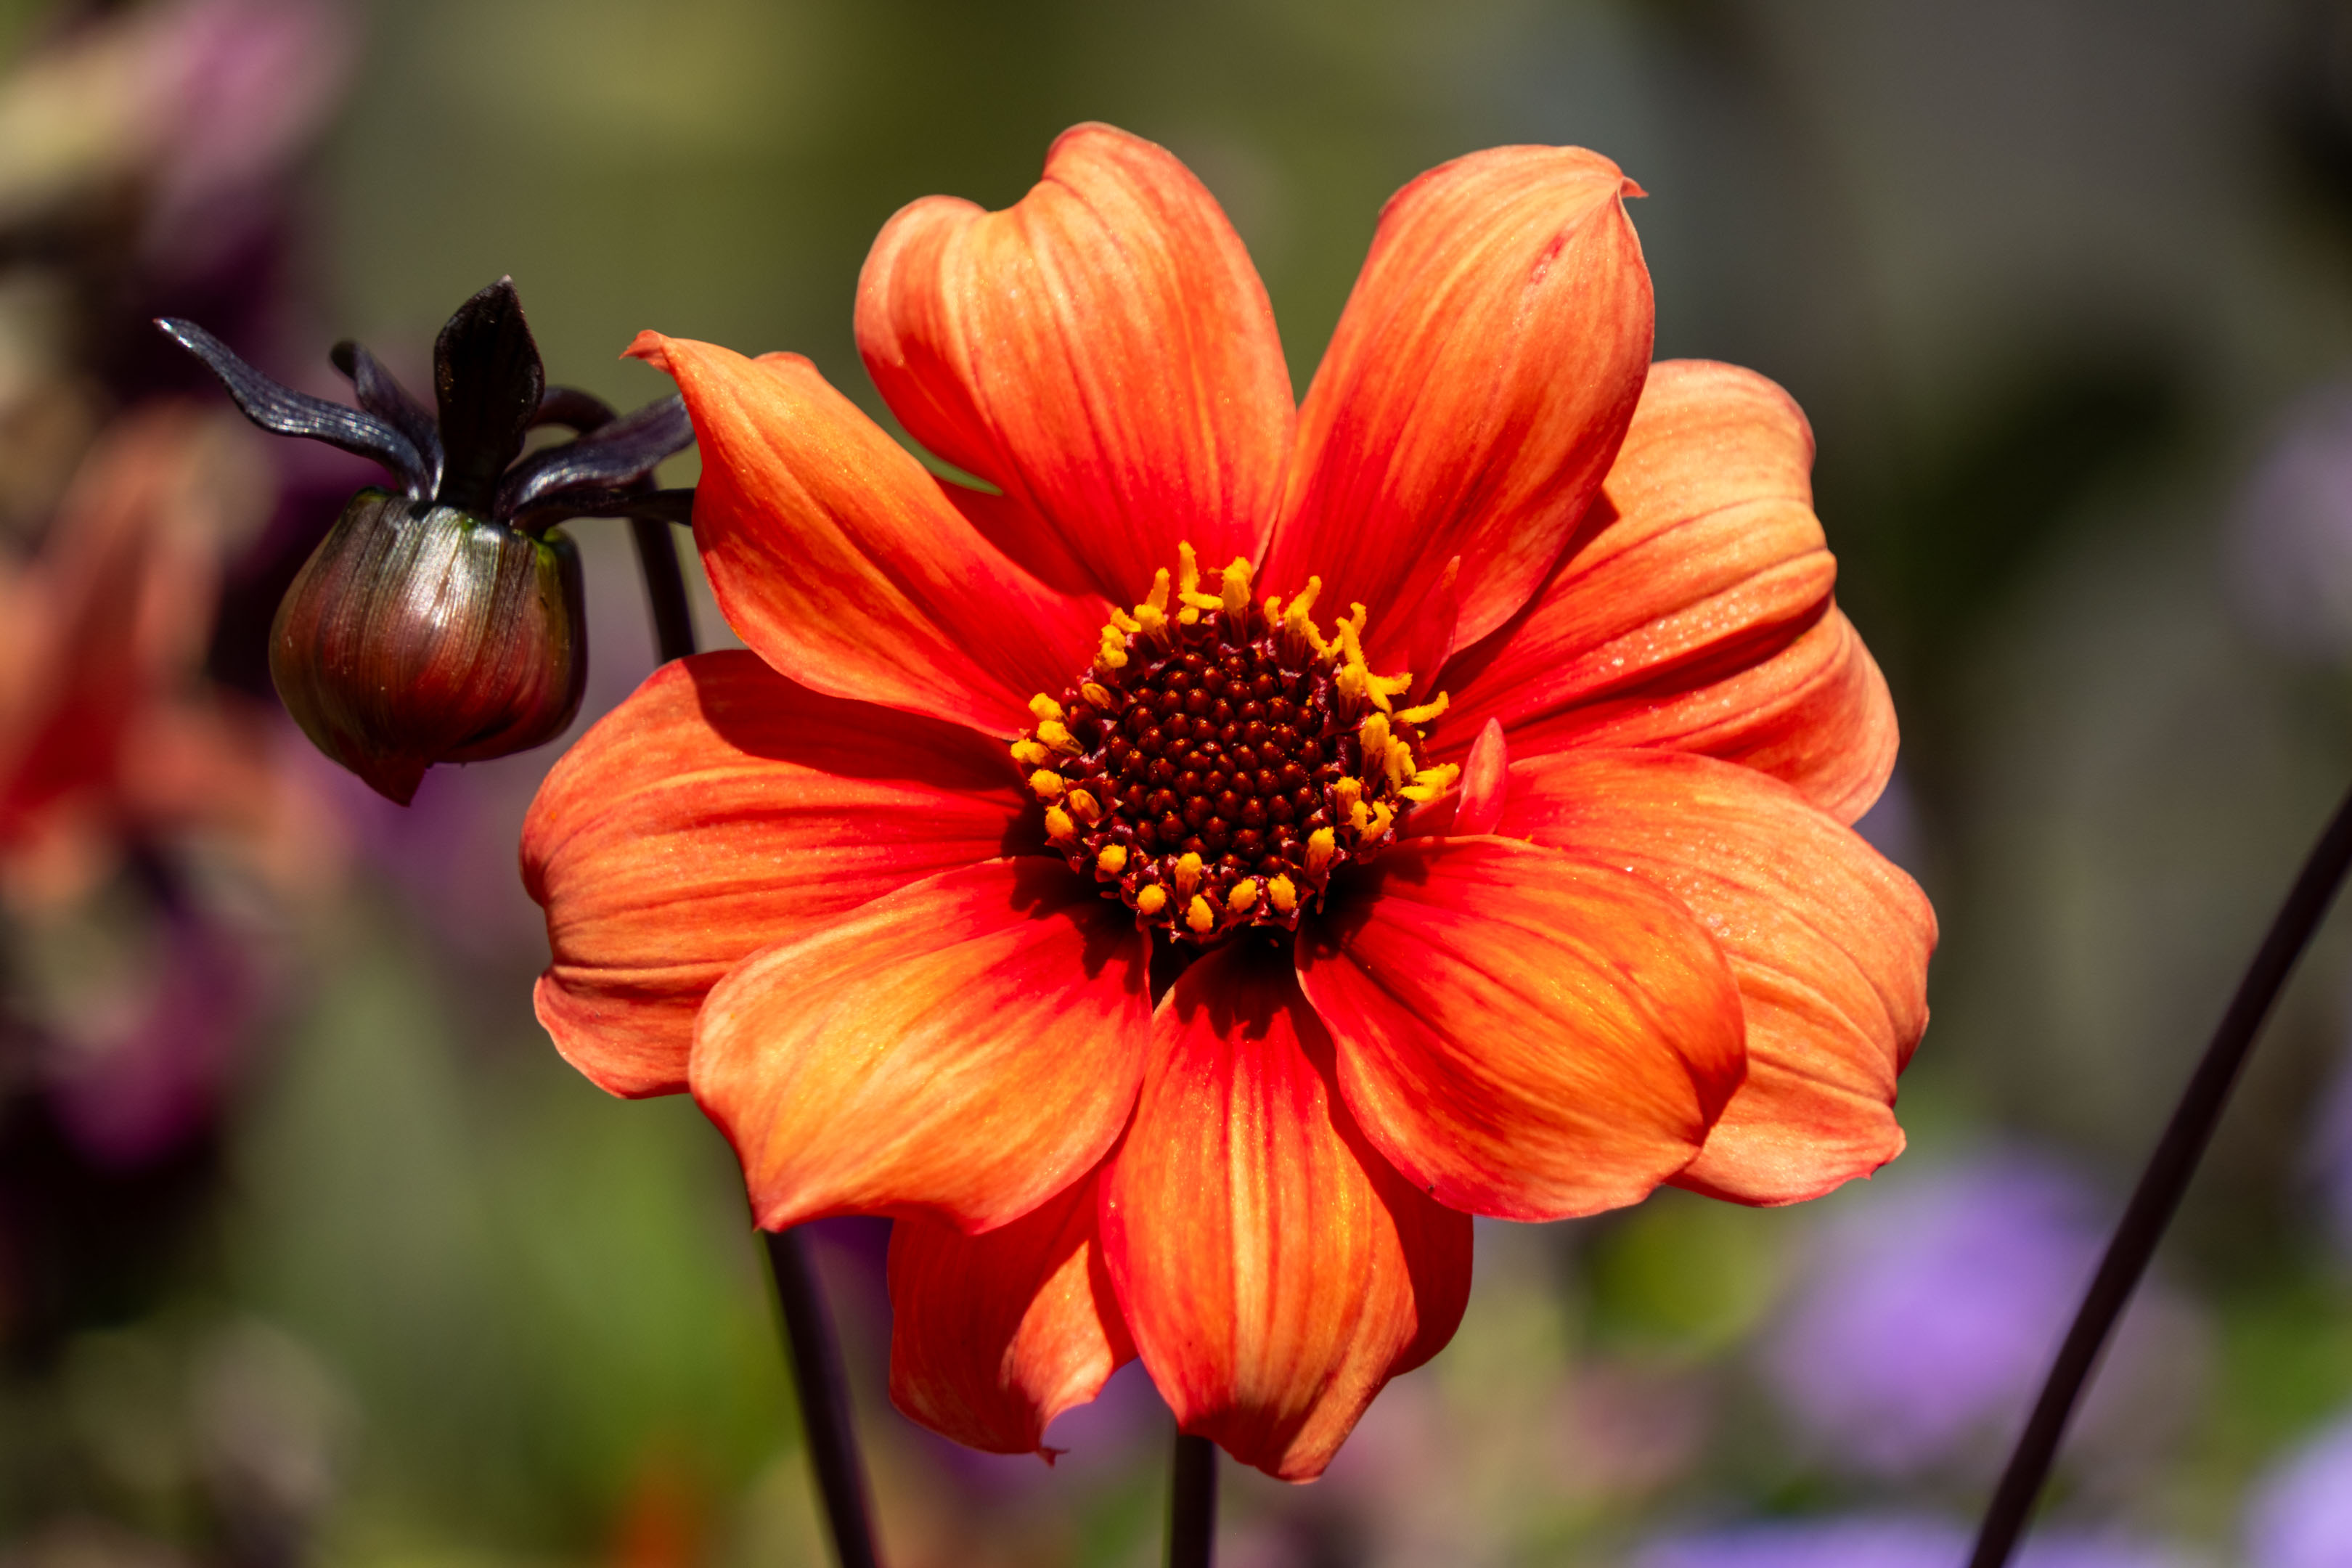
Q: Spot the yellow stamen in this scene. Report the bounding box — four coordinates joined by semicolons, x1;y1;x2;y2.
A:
1173;852;1204;898
1135;885;1168;916
1400;763;1462;803
1010;740;1052;768
1036;719;1080;755
1219;557;1254;617
1081;681;1115;709
1283;577;1321;634
1177;605;1202;625
1381;740;1416;793
1365;801;1395;841
1185;895;1216;934
1145;568;1172;615
1028;769;1066;800
1395;692;1450;727
1305;828;1336;876
1358;713;1393;769
1177;542;1201;600
1368;670;1413;709
1097;845;1129;876
1228;878;1259;913
1068;788;1102;825
1045;805;1077;842
1348;798;1372;832
1268;874;1297;913
1029;693;1064;722
1333;776;1363;817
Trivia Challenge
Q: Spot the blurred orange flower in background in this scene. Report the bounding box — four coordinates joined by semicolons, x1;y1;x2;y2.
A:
0;405;334;911
523;123;1936;1481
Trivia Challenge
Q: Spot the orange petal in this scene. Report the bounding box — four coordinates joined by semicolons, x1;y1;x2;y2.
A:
1265;146;1651;666
1439;359;1896;822
626;333;1103;738
858;123;1293;605
1099;942;1470;1482
888;1167;1135;1457
690;857;1150;1233
1494;748;1936;1204
1299;836;1744;1222
521;651;1025;1098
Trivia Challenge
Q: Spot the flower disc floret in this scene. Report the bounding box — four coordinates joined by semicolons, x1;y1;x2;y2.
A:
1014;545;1459;942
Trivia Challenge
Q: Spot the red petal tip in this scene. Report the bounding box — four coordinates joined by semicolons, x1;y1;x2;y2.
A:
624;330;674;371
1622;177;1648;199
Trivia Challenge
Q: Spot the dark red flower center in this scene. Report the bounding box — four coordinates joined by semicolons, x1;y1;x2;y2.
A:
1014;547;1455;944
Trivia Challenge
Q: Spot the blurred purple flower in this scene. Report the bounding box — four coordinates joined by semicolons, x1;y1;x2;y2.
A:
46;914;254;1168
0;0;354;251
2313;1042;2352;1260
143;0;357;245
1632;1514;2186;1568
1759;1153;2110;1475
2226;380;2352;660
2245;1412;2352;1568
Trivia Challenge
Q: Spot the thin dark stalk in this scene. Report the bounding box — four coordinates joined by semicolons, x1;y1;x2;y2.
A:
623;521;881;1566
1167;1432;1217;1568
764;1231;883;1568
627;515;697;665
1969;777;2352;1567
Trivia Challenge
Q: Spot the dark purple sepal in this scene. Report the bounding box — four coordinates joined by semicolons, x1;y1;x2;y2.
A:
534;385;620;433
497;394;693;519
431;277;544;516
157;317;429;492
331;338;443;497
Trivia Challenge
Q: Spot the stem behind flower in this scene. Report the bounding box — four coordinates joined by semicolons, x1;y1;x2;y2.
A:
1969;777;2352;1567
1168;1432;1216;1568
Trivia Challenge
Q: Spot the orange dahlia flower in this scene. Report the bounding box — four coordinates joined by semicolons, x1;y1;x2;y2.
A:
523;124;1935;1481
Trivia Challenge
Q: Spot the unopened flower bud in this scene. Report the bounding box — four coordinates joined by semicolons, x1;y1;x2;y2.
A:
271;490;585;805
159;277;697;803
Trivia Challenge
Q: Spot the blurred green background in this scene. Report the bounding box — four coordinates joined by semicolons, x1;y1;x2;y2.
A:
12;1;2352;1565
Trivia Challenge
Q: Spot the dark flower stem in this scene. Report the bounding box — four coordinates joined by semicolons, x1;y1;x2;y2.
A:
1168;1432;1217;1568
627;516;697;666
764;1231;884;1568
624;512;882;1568
1969;776;2352;1567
